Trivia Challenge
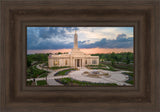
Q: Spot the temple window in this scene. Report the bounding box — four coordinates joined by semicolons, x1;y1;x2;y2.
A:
65;60;68;65
85;60;87;64
53;60;59;65
92;60;97;64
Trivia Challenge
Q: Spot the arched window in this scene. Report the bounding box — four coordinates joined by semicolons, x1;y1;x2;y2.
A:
85;60;87;64
65;60;68;65
92;60;97;64
53;60;59;65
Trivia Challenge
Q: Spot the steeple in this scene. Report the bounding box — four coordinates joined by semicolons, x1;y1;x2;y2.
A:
74;30;78;49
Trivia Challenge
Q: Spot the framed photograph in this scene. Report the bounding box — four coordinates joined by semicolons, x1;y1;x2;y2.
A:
26;26;134;87
0;0;160;112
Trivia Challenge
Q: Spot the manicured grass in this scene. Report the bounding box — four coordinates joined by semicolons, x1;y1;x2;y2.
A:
50;66;69;70
126;80;134;84
86;63;105;68
56;78;118;86
27;65;49;79
26;80;33;86
110;63;133;72
87;64;118;71
37;80;47;86
55;69;76;76
122;72;134;77
122;72;134;85
39;73;48;78
100;61;133;72
88;62;133;72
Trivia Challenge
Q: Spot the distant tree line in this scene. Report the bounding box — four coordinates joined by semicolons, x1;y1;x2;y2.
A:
91;52;134;65
27;53;49;67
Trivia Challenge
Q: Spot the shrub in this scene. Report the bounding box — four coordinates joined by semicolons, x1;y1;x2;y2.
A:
26;80;33;86
37;80;47;86
58;78;118;86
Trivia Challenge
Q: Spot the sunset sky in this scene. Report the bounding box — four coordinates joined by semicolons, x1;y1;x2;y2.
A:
27;27;134;54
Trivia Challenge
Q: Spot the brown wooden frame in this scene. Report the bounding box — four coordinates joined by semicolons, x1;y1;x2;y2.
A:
0;0;160;112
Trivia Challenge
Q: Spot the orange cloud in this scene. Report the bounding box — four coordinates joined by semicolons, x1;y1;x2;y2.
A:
27;48;133;54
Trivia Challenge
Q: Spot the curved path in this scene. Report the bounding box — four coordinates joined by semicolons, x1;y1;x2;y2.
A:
27;64;70;86
27;64;132;86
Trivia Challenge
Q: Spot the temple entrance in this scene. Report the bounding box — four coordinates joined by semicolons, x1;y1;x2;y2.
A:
75;59;82;67
77;59;80;67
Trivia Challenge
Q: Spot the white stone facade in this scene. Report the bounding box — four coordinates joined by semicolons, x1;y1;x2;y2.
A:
48;31;99;68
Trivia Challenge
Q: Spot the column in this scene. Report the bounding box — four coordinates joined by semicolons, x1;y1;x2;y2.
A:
75;59;77;68
81;59;82;67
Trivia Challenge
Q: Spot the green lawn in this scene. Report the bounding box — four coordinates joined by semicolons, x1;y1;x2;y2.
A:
86;64;118;71
89;67;117;71
27;65;49;79
50;66;69;70
39;73;48;78
87;61;134;72
57;78;118;86
126;80;134;84
122;72;134;77
26;80;33;86
55;69;76;76
109;63;133;72
37;80;47;86
122;72;134;85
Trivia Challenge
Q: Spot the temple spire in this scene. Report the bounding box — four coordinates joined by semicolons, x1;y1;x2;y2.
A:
74;30;78;49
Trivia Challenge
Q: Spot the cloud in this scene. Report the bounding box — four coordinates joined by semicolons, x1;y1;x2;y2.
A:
27;27;133;50
78;34;133;48
27;27;78;49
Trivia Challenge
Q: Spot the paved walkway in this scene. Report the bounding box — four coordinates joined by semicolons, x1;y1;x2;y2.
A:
68;67;131;86
27;65;132;86
27;64;70;85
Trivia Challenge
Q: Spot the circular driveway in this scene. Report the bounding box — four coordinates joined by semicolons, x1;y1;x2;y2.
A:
28;65;132;86
68;68;131;86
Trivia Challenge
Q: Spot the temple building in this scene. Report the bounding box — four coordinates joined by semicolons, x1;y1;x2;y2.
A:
48;31;99;68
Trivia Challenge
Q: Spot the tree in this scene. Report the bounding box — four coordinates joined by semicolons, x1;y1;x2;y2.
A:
115;54;122;64
126;52;131;64
111;59;115;65
27;59;32;67
58;52;62;54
